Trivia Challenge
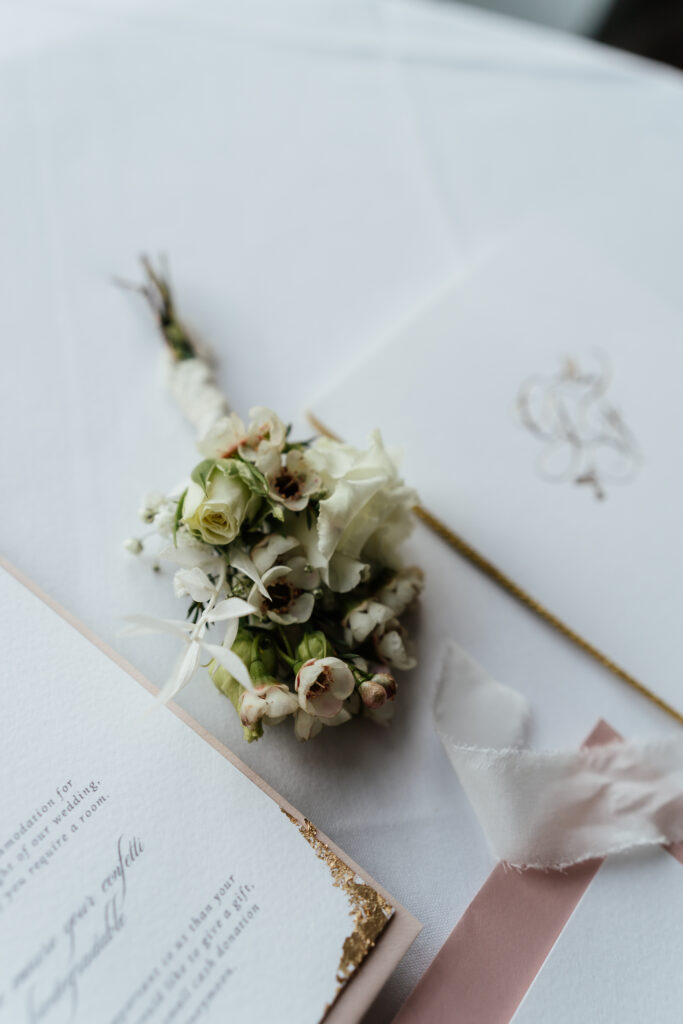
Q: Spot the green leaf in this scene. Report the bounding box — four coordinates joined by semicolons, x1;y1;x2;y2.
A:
226;456;270;496
270;503;285;522
190;459;217;493
173;487;188;547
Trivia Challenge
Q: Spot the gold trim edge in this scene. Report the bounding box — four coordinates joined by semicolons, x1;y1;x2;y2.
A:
281;809;394;1019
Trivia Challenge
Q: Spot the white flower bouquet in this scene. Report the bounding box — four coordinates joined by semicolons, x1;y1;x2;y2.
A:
123;259;423;742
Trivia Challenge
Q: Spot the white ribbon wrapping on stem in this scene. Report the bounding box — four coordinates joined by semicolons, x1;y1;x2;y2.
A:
435;643;683;869
166;354;229;437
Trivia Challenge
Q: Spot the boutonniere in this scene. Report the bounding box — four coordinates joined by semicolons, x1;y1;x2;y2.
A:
122;258;423;742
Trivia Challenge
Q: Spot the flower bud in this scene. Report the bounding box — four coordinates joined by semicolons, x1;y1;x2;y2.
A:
358;680;387;709
123;537;144;555
249;634;277;684
372;672;397;701
239;690;266;726
295;630;331;666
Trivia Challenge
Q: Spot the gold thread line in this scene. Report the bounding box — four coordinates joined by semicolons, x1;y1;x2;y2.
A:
306;410;683;728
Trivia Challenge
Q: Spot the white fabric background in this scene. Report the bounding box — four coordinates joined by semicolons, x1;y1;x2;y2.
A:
2;2;683;1019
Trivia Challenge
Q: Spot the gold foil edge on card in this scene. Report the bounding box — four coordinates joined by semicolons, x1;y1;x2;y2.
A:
281;810;394;1011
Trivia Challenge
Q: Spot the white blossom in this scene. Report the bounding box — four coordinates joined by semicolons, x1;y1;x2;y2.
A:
159;535;223;573
263;449;322;512
374;619;416;670
241;406;287;470
259;683;299;722
238;684;298;727
197;412;247;459
376;567;424;617
154;504;177;538
138;490;165;523
197;407;287;470
343;599;394;646
123;568;257;704
247;535;319;626
295;657;355;718
294;709;323;741
239;690;265;727
172;566;217;604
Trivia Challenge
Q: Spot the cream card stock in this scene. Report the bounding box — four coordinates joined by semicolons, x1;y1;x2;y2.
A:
311;232;683;715
0;562;418;1023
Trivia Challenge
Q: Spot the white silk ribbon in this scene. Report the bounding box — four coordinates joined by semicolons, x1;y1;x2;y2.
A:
435;643;683;869
166;354;230;437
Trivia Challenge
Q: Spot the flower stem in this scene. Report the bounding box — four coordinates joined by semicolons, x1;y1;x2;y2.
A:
117;255;198;362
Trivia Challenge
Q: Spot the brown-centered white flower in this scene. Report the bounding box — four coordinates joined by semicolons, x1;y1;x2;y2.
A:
197;407;287;467
295;657;355;719
197;412;247;459
247;534;320;626
264;449;322;513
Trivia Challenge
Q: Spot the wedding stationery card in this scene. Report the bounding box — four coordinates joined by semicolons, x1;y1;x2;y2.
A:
0;562;419;1023
311;231;683;714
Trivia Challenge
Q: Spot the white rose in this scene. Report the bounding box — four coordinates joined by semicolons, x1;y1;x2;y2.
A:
308;431;418;592
183;474;251;546
295;656;355;719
